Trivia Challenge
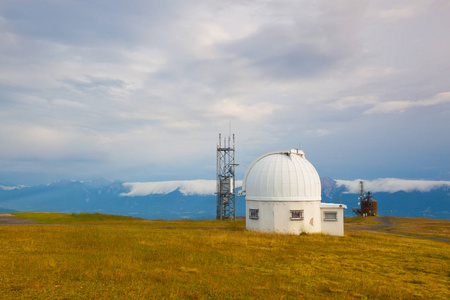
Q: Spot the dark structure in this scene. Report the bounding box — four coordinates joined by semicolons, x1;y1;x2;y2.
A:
352;181;378;217
216;133;238;220
360;191;378;216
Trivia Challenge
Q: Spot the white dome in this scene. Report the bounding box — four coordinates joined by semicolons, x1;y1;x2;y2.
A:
242;149;321;201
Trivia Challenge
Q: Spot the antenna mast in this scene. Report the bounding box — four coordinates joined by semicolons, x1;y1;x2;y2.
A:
359;181;365;202
216;133;238;220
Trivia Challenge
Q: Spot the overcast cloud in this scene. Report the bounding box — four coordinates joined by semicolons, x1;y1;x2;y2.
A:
0;0;449;185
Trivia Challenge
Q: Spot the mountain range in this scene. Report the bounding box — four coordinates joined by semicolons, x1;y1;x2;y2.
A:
1;178;449;220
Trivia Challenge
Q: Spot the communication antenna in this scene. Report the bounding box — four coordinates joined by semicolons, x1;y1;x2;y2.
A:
359;181;365;202
216;133;238;220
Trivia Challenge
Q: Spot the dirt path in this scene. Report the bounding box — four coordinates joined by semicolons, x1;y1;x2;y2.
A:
368;216;393;231
0;214;36;225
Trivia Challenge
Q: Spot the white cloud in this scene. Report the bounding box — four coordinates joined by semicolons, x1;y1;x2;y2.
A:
336;178;450;193
363;92;450;115
0;124;104;160
52;99;89;109
0;185;23;191
121;180;243;197
123;178;450;196
378;4;422;23
304;128;332;137
330;92;450;114
330;94;378;110
208;98;282;122
1;1;449;184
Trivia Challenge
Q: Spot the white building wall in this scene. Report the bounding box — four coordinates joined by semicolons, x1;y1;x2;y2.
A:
246;200;322;234
320;206;345;236
273;202;289;233
304;201;322;234
246;200;261;231
277;201;322;234
246;200;275;233
259;202;274;232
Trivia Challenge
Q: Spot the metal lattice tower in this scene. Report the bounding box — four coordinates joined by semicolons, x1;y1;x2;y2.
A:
216;133;237;220
359;181;365;202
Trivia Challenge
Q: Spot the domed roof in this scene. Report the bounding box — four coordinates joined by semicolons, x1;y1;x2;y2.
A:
242;149;321;201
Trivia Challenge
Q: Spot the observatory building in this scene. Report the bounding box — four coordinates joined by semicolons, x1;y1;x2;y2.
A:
240;149;346;236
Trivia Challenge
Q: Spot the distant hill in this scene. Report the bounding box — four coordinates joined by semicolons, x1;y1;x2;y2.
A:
0;178;449;220
320;177;450;220
0;180;218;220
0;207;19;213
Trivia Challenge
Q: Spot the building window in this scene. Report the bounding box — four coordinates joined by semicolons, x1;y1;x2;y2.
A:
324;212;337;221
290;210;304;220
249;209;259;220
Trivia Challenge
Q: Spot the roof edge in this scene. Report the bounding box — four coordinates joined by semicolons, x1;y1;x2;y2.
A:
320;203;347;209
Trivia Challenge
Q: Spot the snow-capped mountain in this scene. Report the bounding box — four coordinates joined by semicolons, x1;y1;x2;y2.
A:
0;178;449;220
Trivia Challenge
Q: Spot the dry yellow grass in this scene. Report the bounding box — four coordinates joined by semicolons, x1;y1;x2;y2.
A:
344;216;381;226
0;213;448;299
387;217;450;240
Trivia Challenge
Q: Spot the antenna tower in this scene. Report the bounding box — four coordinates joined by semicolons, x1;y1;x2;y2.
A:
359;181;365;202
216;133;237;220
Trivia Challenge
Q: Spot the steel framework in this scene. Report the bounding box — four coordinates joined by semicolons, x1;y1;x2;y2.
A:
216;133;237;220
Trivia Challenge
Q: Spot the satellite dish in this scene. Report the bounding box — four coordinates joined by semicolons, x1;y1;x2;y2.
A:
229;166;235;174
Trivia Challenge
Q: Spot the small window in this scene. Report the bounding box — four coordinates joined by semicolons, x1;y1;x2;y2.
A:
290;210;304;220
249;209;259;220
324;212;337;221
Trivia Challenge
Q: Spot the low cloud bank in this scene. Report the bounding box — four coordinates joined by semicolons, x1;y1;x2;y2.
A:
120;178;449;196
121;180;243;197
336;178;450;193
0;185;22;191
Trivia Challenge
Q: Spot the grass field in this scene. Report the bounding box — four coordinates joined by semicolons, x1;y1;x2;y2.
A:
387;217;450;240
0;213;449;299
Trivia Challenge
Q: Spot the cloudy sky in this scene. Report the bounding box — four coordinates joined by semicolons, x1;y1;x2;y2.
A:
1;0;449;185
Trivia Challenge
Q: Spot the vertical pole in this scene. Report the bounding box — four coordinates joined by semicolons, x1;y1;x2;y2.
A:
359;181;364;201
217;134;220;220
